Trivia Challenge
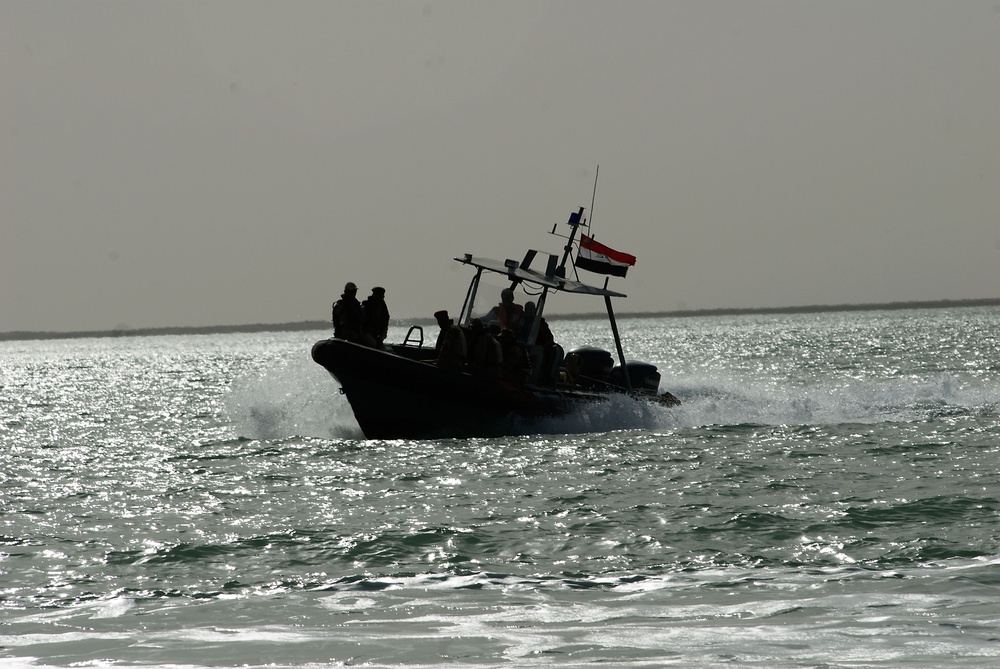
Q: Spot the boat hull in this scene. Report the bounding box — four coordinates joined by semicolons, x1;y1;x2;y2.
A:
311;339;607;439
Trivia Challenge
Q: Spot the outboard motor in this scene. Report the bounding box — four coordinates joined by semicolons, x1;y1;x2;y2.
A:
609;361;661;394
565;346;614;389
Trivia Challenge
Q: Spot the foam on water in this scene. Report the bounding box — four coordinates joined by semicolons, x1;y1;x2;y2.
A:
222;313;1000;443
664;370;1000;428
226;346;365;441
228;353;999;443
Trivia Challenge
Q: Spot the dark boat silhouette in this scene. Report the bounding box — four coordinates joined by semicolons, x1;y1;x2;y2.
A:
312;205;679;439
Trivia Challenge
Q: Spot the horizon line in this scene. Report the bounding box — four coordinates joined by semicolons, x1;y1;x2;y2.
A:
3;297;1000;342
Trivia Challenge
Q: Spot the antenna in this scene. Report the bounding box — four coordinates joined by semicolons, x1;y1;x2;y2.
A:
588;164;600;234
551;166;600;280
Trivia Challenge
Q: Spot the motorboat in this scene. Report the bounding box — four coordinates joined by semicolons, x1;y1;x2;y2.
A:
311;206;679;439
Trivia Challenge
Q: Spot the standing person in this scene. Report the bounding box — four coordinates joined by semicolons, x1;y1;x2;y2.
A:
434;310;467;372
361;286;390;349
332;282;364;343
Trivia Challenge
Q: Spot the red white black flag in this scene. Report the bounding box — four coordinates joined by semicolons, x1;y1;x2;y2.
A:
576;233;636;277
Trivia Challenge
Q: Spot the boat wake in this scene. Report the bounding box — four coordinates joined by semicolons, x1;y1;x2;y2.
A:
227;348;998;442
226;352;366;441
663;372;1000;429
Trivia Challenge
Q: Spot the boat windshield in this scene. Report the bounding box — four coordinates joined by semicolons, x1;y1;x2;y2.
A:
465;275;565;322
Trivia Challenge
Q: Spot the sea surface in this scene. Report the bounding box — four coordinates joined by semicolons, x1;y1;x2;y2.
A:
3;307;1000;668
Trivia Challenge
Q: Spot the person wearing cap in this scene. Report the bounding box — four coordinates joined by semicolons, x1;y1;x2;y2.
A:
332;282;364;343
361;286;390;349
434;310;467;372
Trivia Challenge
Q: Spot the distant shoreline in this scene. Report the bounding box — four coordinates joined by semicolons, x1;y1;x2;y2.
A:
3;298;1000;342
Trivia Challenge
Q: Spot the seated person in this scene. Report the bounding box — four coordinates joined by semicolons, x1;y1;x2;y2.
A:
484;288;524;333
434;310;467;372
518;301;554;347
498;328;531;385
465;319;502;379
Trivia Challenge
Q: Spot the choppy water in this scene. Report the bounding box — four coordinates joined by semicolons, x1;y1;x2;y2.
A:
3;307;1000;668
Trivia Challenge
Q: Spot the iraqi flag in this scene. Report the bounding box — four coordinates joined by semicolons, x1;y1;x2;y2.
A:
576;233;636;277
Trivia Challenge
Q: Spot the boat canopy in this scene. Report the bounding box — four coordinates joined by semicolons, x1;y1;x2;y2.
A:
454;252;627;299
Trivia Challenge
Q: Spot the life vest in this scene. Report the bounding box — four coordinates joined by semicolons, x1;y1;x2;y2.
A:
497;302;524;329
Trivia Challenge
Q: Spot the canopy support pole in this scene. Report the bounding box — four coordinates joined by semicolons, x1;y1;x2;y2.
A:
460;267;484;325
605;295;631;391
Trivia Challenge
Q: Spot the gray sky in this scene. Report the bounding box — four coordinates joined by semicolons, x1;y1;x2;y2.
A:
3;1;999;333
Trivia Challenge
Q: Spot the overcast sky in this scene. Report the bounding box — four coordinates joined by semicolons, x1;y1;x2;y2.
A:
2;1;998;333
